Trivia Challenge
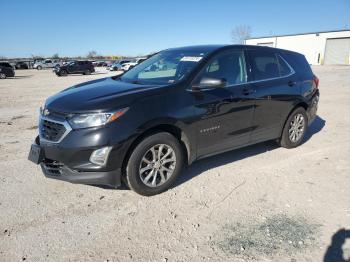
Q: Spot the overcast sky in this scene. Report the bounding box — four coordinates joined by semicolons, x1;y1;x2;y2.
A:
1;0;350;58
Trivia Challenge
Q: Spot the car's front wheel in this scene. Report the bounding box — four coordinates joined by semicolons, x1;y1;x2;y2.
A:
280;107;308;148
0;73;6;79
37;66;42;70
59;70;68;76
126;132;184;196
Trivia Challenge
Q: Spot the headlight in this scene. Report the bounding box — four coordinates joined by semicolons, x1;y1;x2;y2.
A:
39;101;46;115
68;108;129;129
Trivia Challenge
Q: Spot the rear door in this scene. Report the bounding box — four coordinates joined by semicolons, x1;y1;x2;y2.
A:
76;61;85;72
247;48;299;143
193;48;256;157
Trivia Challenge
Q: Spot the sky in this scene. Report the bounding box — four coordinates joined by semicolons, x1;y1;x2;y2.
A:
1;0;350;58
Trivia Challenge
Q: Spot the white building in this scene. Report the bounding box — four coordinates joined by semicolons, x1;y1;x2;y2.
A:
245;29;350;65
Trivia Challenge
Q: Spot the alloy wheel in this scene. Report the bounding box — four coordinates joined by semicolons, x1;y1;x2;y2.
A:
288;113;305;142
139;144;176;187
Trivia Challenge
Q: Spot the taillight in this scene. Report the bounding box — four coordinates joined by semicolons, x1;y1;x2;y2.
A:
313;75;319;89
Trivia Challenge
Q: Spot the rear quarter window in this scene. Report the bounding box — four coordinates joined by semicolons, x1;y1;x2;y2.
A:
277;55;293;76
281;51;313;79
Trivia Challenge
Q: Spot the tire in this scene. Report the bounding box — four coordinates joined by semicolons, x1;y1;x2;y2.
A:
83;69;91;75
0;73;6;79
279;107;308;148
126;132;184;196
60;70;68;76
37;66;42;70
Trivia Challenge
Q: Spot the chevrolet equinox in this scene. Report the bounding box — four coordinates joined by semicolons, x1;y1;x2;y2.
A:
28;45;320;196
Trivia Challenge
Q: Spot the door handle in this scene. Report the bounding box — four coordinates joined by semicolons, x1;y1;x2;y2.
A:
288;81;297;87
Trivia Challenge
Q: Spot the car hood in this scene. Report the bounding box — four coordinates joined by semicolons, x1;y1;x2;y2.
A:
45;77;165;113
57;65;67;69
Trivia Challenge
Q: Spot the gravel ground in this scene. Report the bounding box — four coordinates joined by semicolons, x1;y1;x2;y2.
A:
0;66;349;262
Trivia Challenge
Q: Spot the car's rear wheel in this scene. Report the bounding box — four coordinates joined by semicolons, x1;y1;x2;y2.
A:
280;107;308;148
126;132;184;196
83;69;91;75
0;73;6;79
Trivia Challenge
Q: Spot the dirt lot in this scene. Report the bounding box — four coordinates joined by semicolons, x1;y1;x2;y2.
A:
0;66;349;262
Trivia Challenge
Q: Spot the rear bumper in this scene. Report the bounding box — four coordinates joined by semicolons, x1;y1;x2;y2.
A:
307;91;319;125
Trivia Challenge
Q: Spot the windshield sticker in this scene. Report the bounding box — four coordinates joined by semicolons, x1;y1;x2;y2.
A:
180;56;203;62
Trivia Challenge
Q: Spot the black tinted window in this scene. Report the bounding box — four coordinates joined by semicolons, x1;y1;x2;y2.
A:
250;50;280;80
277;55;292;76
0;62;12;68
283;52;312;79
199;50;247;86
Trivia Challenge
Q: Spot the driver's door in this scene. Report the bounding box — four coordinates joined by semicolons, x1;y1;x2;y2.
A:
192;49;256;158
45;60;52;68
67;62;78;73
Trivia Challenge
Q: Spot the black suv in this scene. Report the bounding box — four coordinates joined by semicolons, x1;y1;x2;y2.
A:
54;61;95;76
15;61;29;69
29;45;319;196
0;62;15;79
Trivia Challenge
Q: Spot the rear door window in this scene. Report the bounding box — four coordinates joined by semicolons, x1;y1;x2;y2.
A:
249;50;280;80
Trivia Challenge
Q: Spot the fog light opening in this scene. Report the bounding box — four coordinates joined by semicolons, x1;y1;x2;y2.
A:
89;146;112;166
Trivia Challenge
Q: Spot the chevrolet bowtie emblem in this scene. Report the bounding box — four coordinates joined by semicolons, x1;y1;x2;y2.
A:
43;109;50;116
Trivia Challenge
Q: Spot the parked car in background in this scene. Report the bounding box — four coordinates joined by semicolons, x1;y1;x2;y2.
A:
33;59;62;70
93;61;108;67
120;57;147;71
15;61;29;69
106;61;115;67
29;45;319;196
108;60;131;71
0;62;15;79
54;60;95;76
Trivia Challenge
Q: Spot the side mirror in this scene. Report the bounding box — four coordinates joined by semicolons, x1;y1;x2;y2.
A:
194;77;226;90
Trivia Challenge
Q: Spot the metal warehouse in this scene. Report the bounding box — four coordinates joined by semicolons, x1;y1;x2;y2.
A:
245;29;350;65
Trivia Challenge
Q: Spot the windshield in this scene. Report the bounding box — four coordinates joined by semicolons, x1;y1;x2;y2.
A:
120;50;208;84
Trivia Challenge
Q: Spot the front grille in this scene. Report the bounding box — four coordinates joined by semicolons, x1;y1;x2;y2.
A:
42;160;64;176
40;119;67;142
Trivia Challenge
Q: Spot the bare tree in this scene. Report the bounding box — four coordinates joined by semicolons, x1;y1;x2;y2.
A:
87;50;97;59
31;54;43;59
231;25;252;44
52;53;60;59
